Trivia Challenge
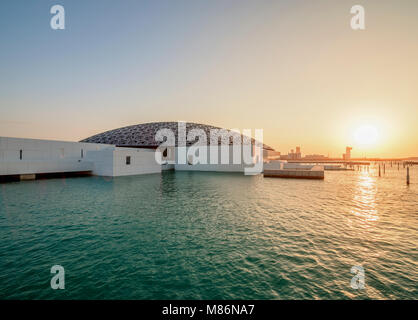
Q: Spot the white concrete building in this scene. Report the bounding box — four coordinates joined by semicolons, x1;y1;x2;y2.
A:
81;121;274;174
173;145;263;173
0;137;161;180
0;122;276;181
87;146;161;177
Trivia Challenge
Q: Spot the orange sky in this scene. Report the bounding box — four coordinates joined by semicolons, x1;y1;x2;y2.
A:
1;1;417;158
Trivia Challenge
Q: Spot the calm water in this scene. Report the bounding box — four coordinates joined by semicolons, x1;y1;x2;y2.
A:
0;165;417;299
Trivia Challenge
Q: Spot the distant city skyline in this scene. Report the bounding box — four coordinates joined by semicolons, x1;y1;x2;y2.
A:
1;0;418;158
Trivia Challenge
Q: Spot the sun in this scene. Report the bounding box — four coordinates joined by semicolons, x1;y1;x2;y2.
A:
353;125;379;146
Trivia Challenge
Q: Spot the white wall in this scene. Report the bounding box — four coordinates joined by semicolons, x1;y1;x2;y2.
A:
263;160;286;170
0;137;111;162
174;145;263;173
113;148;161;176
263;161;318;171
283;163;315;170
85;149;115;176
86;147;161;177
1;136;271;177
0;159;94;176
0;137;112;176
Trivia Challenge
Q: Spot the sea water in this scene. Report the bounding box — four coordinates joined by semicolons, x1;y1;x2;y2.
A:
0;165;416;299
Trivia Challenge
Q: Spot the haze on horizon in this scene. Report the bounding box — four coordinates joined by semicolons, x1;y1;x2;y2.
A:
0;0;417;158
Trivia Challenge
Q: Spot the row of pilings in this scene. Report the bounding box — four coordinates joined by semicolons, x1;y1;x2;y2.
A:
348;161;413;185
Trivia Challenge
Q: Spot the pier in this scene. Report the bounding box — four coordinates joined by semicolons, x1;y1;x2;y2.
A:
263;162;324;180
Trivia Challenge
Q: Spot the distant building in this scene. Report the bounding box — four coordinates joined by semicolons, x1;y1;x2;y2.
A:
282;146;302;160
295;146;301;159
342;147;352;160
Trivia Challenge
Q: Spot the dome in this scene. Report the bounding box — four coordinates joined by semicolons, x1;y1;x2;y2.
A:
80;122;274;150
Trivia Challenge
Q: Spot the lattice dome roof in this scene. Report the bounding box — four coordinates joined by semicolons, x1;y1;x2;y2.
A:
81;122;273;150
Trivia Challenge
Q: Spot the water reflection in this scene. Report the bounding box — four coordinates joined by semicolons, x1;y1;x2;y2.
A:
352;171;378;221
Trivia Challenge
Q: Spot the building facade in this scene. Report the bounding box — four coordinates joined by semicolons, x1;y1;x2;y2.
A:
0;122;275;180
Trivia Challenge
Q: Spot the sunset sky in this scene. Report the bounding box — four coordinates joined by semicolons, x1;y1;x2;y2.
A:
0;0;417;158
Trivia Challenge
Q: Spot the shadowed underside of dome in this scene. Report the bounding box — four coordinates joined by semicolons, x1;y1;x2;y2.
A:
80;122;274;150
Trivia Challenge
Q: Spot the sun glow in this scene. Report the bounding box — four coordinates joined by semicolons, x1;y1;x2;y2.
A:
353;125;379;147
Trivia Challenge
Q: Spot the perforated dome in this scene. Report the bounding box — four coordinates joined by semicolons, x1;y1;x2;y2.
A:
81;122;273;150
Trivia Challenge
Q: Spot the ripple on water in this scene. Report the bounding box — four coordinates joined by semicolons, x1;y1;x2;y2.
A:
0;169;417;299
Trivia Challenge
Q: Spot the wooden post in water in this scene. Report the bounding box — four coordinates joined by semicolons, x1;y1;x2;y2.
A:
379;164;381;177
383;164;386;174
398;163;400;170
407;167;410;185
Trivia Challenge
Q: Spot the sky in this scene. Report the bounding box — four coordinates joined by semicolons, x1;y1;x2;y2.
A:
0;0;417;158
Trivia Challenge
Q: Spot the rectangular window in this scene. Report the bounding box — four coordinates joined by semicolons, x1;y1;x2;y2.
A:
19;149;22;160
126;156;131;165
81;149;84;158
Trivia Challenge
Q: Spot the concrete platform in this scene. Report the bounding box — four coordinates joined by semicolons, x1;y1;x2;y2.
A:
264;165;324;180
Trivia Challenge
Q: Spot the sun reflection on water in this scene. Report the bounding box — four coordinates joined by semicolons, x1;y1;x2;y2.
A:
351;171;378;221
